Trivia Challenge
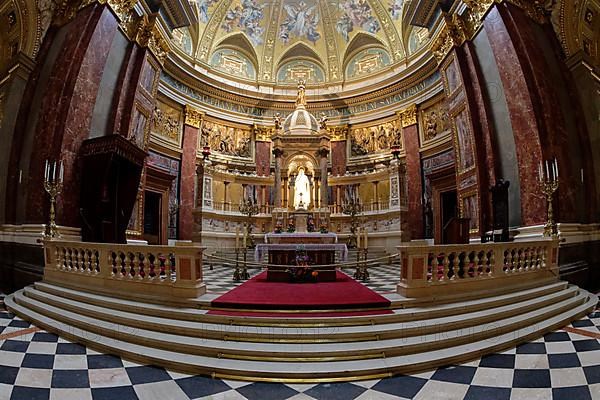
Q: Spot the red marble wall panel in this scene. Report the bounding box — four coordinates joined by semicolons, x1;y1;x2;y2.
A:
24;4;118;226
403;124;423;239
331;141;346;176
483;5;547;226
179;124;199;240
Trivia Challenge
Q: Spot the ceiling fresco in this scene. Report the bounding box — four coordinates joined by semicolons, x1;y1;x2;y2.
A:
172;0;430;83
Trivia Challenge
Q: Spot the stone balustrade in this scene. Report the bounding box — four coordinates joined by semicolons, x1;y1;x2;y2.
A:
43;240;206;304
397;239;560;298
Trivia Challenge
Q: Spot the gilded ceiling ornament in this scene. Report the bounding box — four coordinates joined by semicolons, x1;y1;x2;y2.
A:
400;104;417;127
184;105;203;128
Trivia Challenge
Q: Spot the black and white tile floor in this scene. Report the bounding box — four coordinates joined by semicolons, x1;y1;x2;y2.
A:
1;300;599;400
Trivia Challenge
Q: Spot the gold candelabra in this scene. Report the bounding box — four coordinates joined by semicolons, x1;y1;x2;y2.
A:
539;158;559;237
342;198;362;249
43;160;64;239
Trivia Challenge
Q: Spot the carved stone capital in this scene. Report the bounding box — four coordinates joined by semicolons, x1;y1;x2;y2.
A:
184;105;203;128
400;105;418;127
430;13;469;63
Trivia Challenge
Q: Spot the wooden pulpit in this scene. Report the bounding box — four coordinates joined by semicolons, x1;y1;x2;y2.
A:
442;217;470;244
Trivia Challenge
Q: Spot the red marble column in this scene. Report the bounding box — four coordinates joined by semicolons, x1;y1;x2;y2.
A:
402;122;423;240
255;141;271;177
179;123;199;240
16;3;119;226
331;140;346;176
483;3;581;224
457;42;496;234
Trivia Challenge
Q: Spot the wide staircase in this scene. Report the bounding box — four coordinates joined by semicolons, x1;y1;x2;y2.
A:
6;276;597;382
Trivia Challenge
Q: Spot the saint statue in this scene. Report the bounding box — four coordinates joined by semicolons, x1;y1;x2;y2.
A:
293;167;310;210
296;80;306;107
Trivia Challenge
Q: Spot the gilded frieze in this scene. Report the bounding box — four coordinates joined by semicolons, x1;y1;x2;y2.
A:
200;119;252;158
349;119;402;156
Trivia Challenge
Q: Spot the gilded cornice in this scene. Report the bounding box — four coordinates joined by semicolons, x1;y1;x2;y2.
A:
163;55;438;112
399;105;418;127
184;105;203;128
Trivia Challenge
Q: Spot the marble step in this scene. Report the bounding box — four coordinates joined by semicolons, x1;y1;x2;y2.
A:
11;287;588;361
32;280;568;327
5;290;596;381
18;284;582;349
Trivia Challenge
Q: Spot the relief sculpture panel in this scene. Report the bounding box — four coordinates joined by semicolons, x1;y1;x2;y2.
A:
419;96;451;143
349;119;402;156
200;119;252;158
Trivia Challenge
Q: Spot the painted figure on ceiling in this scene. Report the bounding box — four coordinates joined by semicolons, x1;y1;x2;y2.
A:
280;1;321;44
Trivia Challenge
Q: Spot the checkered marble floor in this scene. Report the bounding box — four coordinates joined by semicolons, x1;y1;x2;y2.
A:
341;264;401;293
202;265;263;293
1;301;598;400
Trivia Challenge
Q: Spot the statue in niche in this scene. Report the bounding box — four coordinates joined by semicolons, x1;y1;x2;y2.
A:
293;167;310;210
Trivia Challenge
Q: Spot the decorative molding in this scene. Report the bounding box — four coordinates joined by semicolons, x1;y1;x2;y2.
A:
184;105;203;128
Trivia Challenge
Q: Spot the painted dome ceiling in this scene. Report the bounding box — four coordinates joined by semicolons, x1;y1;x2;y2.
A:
169;0;430;85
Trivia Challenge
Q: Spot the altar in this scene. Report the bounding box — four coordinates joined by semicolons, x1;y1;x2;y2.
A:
255;233;347;282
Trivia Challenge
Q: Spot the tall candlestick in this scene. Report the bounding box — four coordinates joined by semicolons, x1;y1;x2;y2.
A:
235;226;240;249
243;226;247;248
364;228;368;249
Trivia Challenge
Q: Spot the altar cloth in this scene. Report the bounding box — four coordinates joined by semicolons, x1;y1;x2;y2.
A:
254;243;348;263
264;232;338;244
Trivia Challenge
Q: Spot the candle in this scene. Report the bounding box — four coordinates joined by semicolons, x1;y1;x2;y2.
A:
545;160;549;182
44;160;49;181
52;161;56;182
538;162;543;182
59;161;64;182
554;158;558;180
243;226;247;248
356;227;361;248
364;228;368;249
235;226;240;249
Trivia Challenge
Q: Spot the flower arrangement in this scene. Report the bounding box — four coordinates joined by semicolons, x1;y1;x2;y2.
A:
319;224;328;234
287;221;295;233
274;222;283;233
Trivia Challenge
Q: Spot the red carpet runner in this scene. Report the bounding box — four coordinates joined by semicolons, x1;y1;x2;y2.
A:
210;271;391;310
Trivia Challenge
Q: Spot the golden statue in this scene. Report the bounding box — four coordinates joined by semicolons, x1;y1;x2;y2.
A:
296;80;306;107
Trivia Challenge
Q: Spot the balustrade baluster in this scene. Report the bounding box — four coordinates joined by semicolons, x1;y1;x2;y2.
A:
474;251;480;277
442;254;450;282
451;252;459;280
482;250;490;275
431;254;438;282
148;253;156;279
56;247;62;270
138;253;145;279
77;248;84;272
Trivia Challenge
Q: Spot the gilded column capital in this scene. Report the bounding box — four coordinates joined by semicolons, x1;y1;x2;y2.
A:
254;125;273;142
328;126;348;142
400;105;418;128
184;106;203;128
430;13;469;63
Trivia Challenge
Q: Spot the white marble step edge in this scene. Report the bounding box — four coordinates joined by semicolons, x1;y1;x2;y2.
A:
32;279;567;326
4;292;596;379
22;284;579;340
11;288;588;357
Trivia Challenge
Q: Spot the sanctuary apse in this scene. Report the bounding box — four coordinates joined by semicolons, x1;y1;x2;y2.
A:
0;0;599;387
